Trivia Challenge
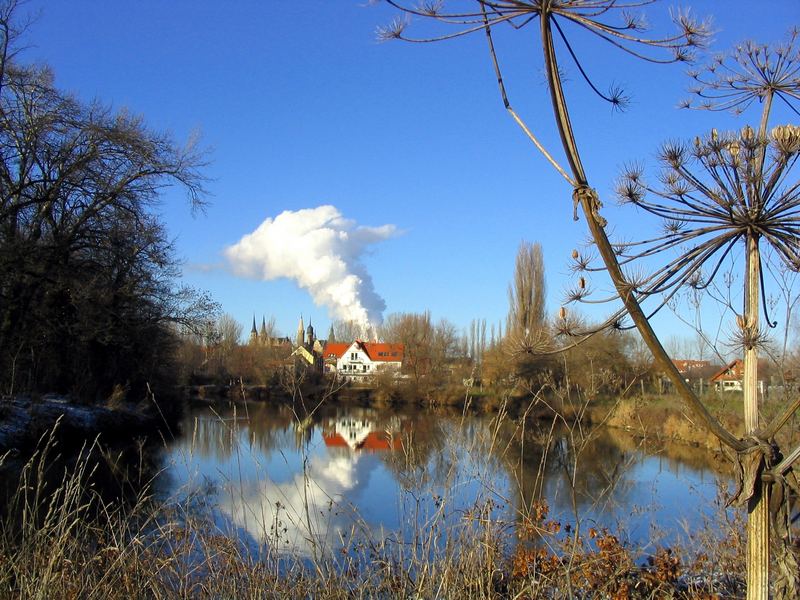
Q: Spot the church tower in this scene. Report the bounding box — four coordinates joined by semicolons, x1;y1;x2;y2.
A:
249;315;258;345
306;320;315;348
296;315;305;347
259;316;268;344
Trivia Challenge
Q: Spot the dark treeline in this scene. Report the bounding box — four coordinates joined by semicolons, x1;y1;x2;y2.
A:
0;4;215;405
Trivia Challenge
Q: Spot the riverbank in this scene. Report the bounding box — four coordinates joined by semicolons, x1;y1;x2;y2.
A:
0;394;170;455
182;381;798;454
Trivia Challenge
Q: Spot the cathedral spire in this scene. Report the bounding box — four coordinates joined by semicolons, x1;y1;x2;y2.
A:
250;315;258;345
296;314;305;347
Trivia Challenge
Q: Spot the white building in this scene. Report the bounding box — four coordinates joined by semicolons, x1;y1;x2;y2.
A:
322;340;404;381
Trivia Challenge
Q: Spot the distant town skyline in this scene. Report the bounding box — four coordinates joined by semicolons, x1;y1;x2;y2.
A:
23;1;800;350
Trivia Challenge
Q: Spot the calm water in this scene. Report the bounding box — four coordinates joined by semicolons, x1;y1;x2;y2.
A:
156;402;732;558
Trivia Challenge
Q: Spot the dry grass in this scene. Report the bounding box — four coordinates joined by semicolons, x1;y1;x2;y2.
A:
0;398;759;600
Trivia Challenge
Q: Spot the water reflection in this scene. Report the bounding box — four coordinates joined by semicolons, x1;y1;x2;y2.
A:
159;402;730;557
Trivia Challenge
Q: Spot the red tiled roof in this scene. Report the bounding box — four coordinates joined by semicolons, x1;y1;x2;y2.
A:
710;359;744;382
323;341;405;362
672;359;711;373
709;358;772;383
357;341;404;363
322;342;350;359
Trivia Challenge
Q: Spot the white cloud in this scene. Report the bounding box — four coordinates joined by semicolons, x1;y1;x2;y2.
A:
224;205;397;328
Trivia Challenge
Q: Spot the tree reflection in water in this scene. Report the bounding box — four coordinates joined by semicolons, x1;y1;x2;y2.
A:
159;402;730;559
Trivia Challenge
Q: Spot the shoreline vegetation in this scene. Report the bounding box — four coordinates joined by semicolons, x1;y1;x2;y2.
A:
0;386;758;599
2;375;773;459
185;380;793;455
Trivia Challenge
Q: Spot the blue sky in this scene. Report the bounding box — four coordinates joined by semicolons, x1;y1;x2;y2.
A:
21;1;799;348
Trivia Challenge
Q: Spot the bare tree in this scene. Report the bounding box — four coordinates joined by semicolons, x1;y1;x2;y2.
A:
332;319;366;343
381;311;461;386
0;2;213;401
506;241;548;353
467;317;488;364
217;314;243;352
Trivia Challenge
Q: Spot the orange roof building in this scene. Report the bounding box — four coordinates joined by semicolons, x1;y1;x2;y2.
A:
709;359;770;393
672;359;712;374
322;340;404;380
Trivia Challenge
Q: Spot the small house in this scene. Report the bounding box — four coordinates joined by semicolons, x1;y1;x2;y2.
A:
710;359;767;394
322;340;404;381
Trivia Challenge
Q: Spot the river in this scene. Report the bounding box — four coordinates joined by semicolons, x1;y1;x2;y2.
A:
153;401;734;560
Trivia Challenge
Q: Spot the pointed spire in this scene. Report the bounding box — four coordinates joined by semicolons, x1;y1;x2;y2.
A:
250;314;259;345
260;316;267;337
328;324;336;343
296;314;305;347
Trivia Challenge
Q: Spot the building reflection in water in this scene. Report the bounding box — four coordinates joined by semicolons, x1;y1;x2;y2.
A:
159;403;729;558
322;410;404;452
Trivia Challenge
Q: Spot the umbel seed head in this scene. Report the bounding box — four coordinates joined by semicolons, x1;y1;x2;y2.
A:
771;124;800;154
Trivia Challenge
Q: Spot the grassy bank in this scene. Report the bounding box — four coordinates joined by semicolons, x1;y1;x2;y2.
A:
590;391;800;454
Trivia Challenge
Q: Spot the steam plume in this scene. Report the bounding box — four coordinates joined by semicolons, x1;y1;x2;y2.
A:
224;205;396;328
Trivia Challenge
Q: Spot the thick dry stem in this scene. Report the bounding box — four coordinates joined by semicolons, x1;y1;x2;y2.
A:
539;13;745;452
744;232;769;600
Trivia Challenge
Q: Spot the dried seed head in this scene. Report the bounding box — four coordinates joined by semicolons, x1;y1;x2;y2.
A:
660;142;686;168
741;125;754;142
664;220;685;235
376;16;409;41
616;178;645;204
730;322;766;352
572;249;579;260
736;313;746;330
727;141;740;160
578;276;586;290
771;124;800;154
564;285;590;303
558;306;567;321
711;128;718;142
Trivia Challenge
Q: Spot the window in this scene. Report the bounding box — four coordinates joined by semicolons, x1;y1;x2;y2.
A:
350;352;358;360
363;365;368;372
